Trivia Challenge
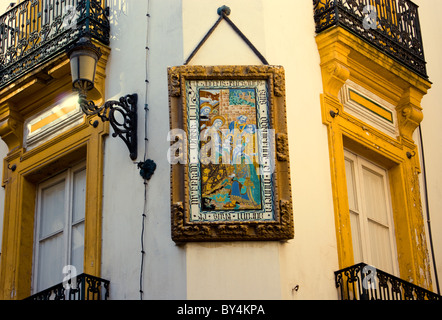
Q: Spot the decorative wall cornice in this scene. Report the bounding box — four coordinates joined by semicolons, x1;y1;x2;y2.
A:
316;26;431;142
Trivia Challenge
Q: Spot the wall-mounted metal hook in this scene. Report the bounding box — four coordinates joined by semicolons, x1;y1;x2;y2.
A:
8;164;17;172
217;5;231;16
89;119;99;128
407;151;416;159
330;109;340;118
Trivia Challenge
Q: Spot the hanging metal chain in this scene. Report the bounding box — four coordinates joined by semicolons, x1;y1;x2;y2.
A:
184;5;269;66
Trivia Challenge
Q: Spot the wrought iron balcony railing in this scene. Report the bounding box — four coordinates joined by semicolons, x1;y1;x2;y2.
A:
0;0;109;89
26;273;110;300
335;263;441;300
313;0;427;78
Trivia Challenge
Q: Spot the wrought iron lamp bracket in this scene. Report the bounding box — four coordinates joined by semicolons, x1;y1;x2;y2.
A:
78;91;138;160
68;35;137;161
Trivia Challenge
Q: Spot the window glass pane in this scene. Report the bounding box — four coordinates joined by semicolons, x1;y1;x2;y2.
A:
368;220;394;274
37;233;64;291
362;166;388;226
71;222;84;274
33;164;86;294
40;179;66;239
350;211;363;263
345;151;397;275
72;168;86;223
345;158;358;211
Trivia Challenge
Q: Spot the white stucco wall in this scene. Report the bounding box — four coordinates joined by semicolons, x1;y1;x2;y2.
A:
183;0;282;299
101;0;186;299
182;0;338;300
415;0;442;295
0;0;13;12
262;0;339;300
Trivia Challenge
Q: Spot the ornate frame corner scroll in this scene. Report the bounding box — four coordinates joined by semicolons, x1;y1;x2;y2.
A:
168;65;293;242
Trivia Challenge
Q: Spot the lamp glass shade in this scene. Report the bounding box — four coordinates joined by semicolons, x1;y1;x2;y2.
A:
69;44;100;91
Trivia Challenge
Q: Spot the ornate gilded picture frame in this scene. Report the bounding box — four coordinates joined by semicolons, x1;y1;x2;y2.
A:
168;65;293;242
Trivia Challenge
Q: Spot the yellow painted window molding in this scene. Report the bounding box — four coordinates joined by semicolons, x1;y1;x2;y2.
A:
339;80;398;138
0;43;110;300
24;94;84;150
316;26;434;290
0;118;108;300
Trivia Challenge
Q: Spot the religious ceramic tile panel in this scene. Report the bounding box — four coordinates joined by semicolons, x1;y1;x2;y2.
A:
168;65;293;242
188;81;274;224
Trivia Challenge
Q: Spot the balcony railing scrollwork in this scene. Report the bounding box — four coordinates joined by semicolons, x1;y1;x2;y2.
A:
0;0;109;89
335;263;441;300
26;273;110;300
313;0;427;78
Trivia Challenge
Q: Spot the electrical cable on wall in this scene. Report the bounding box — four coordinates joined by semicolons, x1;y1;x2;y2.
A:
418;125;440;295
137;0;156;301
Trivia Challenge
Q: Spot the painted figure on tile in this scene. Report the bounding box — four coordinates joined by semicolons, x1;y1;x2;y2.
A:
199;104;212;130
229;123;260;207
229;115;248;133
199;88;262;211
200;115;226;165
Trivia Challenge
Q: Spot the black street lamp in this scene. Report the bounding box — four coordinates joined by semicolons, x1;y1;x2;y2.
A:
68;37;138;160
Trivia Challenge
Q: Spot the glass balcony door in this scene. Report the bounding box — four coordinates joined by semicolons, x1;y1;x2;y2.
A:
344;150;399;275
33;163;86;293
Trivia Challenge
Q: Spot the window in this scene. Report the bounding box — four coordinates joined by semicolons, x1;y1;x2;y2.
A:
344;150;399;275
32;163;86;293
